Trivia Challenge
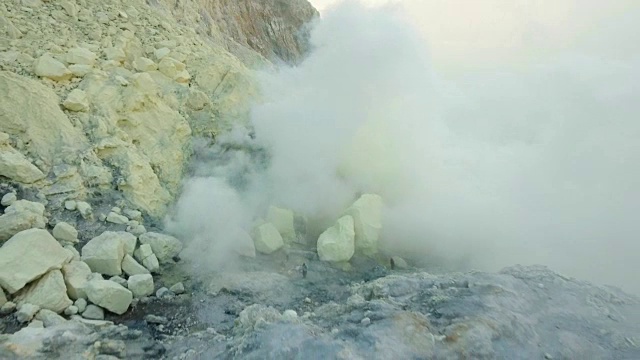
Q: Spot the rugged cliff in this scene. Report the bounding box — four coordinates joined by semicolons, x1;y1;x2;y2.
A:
0;0;317;217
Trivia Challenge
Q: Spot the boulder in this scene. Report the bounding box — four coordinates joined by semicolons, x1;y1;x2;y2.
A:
52;222;78;243
69;64;93;77
0;210;46;242
61;261;92;300
81;232;127;276
134;244;160;273
133;57;157;72
106;211;128;224
35;309;66;327
169;282;185;295
127;274;154;298
76;201;92;219
119;232;137;256
266;206;296;242
0;229;72;294
1;192;16;206
343;194;383;256
109;276;128;288
62;89;89;111
15;303;40;323
34;54;72;81
74;298;87;313
252;223;284;254
82;304;104;320
15;270;73;313
138;232;182;263
65;47;96;66
317;215;355;262
0;144;46;184
390;256;409;269
121;255;149;276
84;279;132;315
5;200;45;216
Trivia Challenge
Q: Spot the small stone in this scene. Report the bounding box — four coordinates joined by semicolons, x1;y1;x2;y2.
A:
63;89;89;112
1;192;17;206
390;256;409;270
66;47;96;66
34;54;72;81
97;339;126;357
154;47;170;60
74;298;87;313
82;304;104;320
123;209;142;221
169;282;184;295
16;303;40;323
0;301;16;315
99;213;107;222
361;317;371;326
104;47;125;62
35;308;66;327
76;201;92;219
304;297;311;304
133;57;157;72
64;305;79;316
64;200;77;210
111;207;121;214
282;309;297;320
127;224;146;236
52;222;78;243
69;64;93;77
155;287;173;299
144;314;168;324
106;212;128;224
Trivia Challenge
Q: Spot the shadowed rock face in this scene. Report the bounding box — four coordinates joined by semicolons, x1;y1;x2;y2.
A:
193;0;319;65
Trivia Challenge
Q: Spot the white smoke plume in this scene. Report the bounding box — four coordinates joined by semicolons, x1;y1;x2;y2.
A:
169;0;640;294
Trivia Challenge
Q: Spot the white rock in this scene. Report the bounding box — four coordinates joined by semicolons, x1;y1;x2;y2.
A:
52;222;78;243
154;47;170;60
120;232;137;256
106;212;129;224
127;224;147;236
5;200;45;216
65;47;97;66
266;206;296;243
252;223;284;254
69;64;93;77
123;209;142;221
63;245;81;261
111;207;122;214
158;57;185;79
138;232;182;263
34;54;72;81
1;192;16;206
0;144;46;183
82;304;104;320
0;211;46;242
62;89;89;112
61;261;91;300
35;309;66;327
133;57;157;72
169;282;184;295
0;229;72;294
15;270;72;313
0;301;16;315
64;200;77;210
109;276;128;288
104;47;126;62
343;194;383;256
74;298;87;313
84;279;132;315
390;256;409;269
121;254;149;276
127;274;154;298
81;231;126;276
16;303;40;323
64;305;78;316
282;309;298;321
0;287;6;307
317;215;355;262
134;243;159;273
76;201;92;219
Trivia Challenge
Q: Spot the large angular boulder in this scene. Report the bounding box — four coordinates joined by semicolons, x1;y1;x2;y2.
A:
0;229;72;294
138;232;182;263
252;223;284;254
82;231;136;276
266;206;296;243
84;279;132;315
61;261;92;300
121;255;149;276
127;274;154;298
34;54;72;81
317;215;356;262
0;142;45;184
15;270;73;313
343;194;383;256
81;232;128;276
133;244;159;273
0;211;46;242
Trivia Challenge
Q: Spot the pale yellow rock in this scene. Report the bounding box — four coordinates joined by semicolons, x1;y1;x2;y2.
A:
252;223;284;254
104;47;126;62
69;64;93;77
66;47;96;66
0;71;89;167
133;57;157;72
61;260;91;300
343;194;383;256
158;57;185;79
34;54;72;81
154;47;170;60
62;89;89;111
0;144;45;184
266;206;296;243
15;270;72;313
317;215;355;262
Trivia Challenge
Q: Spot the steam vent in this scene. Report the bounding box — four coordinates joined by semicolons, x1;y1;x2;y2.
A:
0;0;638;358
